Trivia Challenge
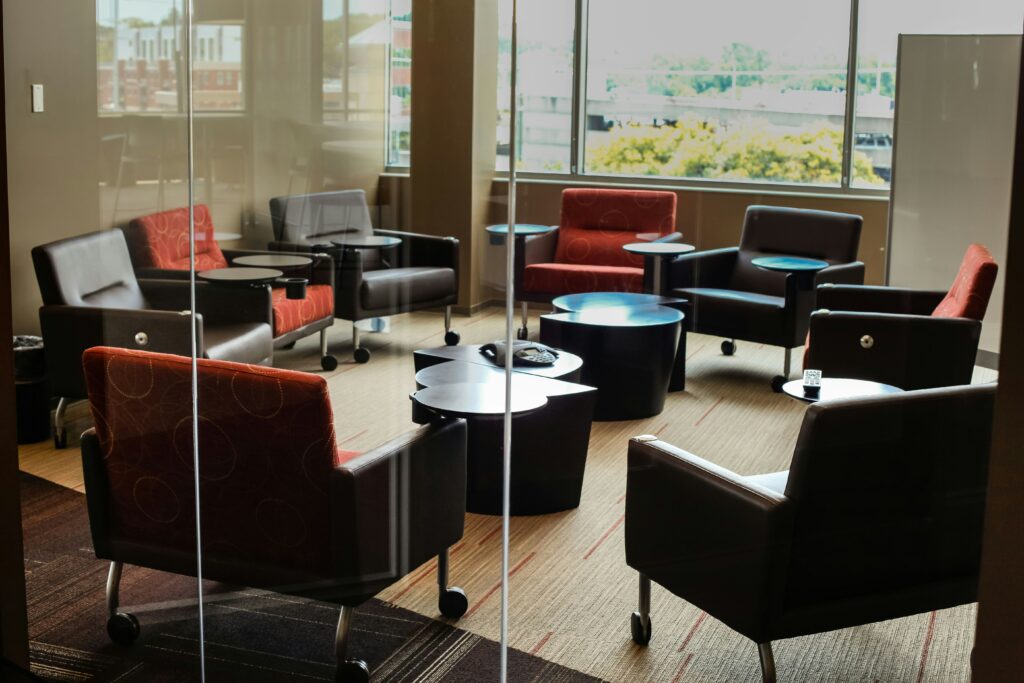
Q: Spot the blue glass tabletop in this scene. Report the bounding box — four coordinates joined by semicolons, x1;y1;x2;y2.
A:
552;291;685;312
485;224;555;236
543;304;683;328
751;256;829;272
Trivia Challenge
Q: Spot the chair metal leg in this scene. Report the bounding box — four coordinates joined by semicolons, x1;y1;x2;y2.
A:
54;396;68;448
437;548;468;618
783;347;792;378
518;301;530;339
352;324;361;350
444;305;452;334
321;328;329;357
106;561;123;618
758;642;777;683
630;573;653;645
334;606;355;662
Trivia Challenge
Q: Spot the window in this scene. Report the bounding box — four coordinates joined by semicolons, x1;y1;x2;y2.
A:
496;0;576;172
852;0;1024;187
385;1;1023;192
96;0;244;113
386;0;412;165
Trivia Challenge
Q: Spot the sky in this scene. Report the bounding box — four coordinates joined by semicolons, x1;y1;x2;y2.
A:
98;0;1024;65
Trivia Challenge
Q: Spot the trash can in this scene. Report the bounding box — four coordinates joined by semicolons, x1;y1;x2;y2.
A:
14;335;50;444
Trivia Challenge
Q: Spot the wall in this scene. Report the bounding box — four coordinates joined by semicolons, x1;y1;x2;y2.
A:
4;0;100;335
4;0;389;333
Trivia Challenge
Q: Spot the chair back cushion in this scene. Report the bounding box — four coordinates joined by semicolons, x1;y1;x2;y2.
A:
82;347;340;581
554;189;677;268
783;384;994;608
732;206;862;295
32;229;148;309
127;204;227;271
269;190;375;243
932;243;999;320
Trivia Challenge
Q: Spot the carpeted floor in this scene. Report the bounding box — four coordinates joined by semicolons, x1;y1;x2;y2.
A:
21;307;995;682
20;473;602;682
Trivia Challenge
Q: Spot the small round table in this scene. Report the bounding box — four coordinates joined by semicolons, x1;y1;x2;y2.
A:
232;254;312;270
413;342;584;382
751;256;829;288
623;242;696;295
540;305;683;420
198;267;282;287
485;224;555;237
781;378;903;403
411;382;547;419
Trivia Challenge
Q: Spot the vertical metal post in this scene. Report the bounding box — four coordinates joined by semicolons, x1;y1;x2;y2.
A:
184;0;206;678
569;0;589;175
500;3;519;681
105;561;123;617
840;0;861;189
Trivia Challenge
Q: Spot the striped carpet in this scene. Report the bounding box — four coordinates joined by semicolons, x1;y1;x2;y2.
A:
23;306;995;682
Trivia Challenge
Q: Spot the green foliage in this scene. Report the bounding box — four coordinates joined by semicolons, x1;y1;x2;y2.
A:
587;115;883;185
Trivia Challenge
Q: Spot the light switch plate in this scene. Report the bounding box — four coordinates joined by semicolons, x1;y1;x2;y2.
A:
31;84;44;113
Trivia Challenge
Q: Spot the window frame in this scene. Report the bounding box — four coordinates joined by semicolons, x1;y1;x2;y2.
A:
385;0;891;199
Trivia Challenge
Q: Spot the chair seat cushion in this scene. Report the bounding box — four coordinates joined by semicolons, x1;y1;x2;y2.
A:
523;263;644;295
360;267;456;311
672;287;786;340
271;284;333;337
203;322;273;366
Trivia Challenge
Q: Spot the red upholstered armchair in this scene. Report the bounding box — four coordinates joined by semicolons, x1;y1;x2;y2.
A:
80;347;469;683
126;205;338;370
513;188;680;337
806;243;998;390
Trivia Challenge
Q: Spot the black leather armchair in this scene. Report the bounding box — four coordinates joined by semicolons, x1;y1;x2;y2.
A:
31;229;273;448
269;190;460;363
666;205;864;390
625;383;994;682
805;243;999;390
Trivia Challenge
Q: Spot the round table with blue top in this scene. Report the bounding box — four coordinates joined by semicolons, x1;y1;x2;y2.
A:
551;291;690;394
540;304;684;421
485;223;556;237
752;255;829;287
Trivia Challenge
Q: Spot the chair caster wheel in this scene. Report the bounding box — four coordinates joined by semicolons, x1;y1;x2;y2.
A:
444;330;461;346
54;429;67;450
517;327;529;341
630;612;652;646
335;659;370;683
439;587;468;619
280;341;297;350
353;348;371;364
771;375;787;393
321;355;339;371
721;340;736;356
107;612;140;645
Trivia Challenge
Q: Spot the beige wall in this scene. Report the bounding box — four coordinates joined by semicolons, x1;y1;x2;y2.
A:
4;0;388;333
4;0;100;335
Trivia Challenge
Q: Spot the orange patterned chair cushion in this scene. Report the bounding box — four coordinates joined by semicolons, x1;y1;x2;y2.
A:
931;243;999;320
127;204;228;271
271;284;334;337
82;346;340;578
554;188;677;269
523;263;644;295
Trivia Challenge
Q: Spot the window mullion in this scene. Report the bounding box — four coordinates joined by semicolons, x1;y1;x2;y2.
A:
841;0;861;190
570;0;589;177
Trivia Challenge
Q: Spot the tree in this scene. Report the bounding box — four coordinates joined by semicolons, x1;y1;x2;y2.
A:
587;116;883;185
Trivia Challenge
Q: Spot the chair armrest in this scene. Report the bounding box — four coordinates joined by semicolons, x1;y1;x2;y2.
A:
666;247;738;290
815;261;865;287
136;266;190;281
815;284;947;315
330;418;467;583
806;310;981;390
40;305;201;398
375;229;460;272
222;248;335;288
625;436;791;642
193;281;274;326
511;228;560;294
